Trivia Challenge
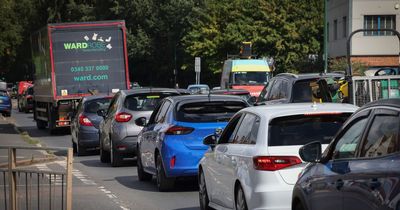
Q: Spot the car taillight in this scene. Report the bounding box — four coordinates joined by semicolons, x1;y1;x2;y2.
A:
79;114;93;126
253;156;301;171
165;126;194;135
170;156;176;169
115;112;132;122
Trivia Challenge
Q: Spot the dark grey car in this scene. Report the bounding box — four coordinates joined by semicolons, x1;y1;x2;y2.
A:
98;88;182;167
71;95;113;156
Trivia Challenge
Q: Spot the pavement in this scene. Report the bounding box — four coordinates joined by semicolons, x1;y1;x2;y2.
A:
0;113;57;168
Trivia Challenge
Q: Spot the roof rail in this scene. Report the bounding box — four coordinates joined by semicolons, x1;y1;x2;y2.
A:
276;73;298;78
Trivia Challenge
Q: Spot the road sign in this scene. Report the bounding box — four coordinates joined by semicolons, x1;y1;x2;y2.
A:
195;57;201;73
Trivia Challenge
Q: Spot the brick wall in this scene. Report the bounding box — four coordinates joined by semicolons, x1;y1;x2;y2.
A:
351;56;399;67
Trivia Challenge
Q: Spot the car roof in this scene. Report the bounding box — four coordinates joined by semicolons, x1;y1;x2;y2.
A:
120;88;181;96
360;98;400;110
210;89;250;94
82;94;113;103
275;73;344;81
242;103;358;120
167;94;248;104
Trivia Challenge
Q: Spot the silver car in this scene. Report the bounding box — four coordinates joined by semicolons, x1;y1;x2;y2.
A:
98;88;182;167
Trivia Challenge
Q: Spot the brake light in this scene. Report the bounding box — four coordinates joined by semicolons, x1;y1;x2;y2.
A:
165;126;194;135
253;156;301;171
79;114;93;126
115;112;132;122
170;156;176;169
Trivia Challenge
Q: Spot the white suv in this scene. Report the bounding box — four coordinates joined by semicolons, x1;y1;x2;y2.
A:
198;103;358;210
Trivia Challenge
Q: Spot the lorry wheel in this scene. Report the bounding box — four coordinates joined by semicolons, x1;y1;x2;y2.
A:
48;119;57;135
36;120;47;129
24;108;29;113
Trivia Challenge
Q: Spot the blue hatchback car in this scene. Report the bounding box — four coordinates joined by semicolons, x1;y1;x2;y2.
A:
0;89;11;117
136;95;249;191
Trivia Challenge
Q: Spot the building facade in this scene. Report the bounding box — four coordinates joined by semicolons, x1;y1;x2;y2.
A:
328;0;400;68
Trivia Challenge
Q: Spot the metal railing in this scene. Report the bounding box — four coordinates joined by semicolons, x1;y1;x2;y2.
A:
352;75;400;107
0;146;73;210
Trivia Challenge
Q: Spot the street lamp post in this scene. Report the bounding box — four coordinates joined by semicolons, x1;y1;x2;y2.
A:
324;0;328;73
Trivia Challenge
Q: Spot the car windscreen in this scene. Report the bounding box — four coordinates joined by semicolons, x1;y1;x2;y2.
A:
232;72;269;85
269;113;352;146
0;90;7;97
124;92;179;111
84;98;112;113
176;101;247;123
292;79;332;103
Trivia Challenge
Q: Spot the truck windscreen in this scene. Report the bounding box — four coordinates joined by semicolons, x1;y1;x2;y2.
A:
51;26;127;96
232;72;269;85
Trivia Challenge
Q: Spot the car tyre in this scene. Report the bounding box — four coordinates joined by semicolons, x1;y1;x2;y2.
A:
110;140;122;167
156;154;175;192
72;138;77;153
199;170;212;210
100;142;110;163
293;202;305;210
235;185;248;210
36;120;46;129
137;147;152;181
76;140;86;156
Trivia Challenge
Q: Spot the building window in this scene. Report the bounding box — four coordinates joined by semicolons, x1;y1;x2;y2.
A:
343;16;347;37
364;15;396;36
334;19;338;40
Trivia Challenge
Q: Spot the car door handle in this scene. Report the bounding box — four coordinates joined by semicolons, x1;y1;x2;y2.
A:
369;178;381;190
336;179;344;190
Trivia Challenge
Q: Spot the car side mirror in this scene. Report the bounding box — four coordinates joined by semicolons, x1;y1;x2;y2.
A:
97;109;106;118
299;141;322;163
135;117;147;127
203;134;217;148
248;96;256;105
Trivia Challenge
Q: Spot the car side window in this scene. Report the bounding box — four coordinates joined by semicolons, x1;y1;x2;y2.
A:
258;80;275;102
232;113;259;144
249;117;260;144
148;101;164;125
359;109;400;158
155;100;171;123
332;117;368;160
279;80;289;99
218;114;243;144
267;79;282;101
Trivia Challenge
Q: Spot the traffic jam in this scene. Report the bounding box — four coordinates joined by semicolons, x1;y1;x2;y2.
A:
2;12;400;210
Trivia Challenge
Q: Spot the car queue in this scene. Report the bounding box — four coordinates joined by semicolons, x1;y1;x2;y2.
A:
11;72;400;210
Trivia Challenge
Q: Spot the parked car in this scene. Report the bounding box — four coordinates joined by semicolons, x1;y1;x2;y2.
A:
256;73;344;105
199;103;358;210
0;89;11;117
187;84;210;94
293;99;400;210
136;95;249;191
98;88;182;167
71;95;113;156
210;88;255;104
18;85;34;113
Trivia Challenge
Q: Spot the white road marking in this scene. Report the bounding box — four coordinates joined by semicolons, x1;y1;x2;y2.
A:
36;161;130;209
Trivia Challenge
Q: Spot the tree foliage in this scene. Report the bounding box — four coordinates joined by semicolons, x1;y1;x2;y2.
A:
0;0;324;87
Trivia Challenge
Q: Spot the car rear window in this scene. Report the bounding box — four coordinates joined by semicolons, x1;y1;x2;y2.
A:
269;113;352;146
292;79;332;103
124;92;179;111
84;98;112;113
176;101;247;122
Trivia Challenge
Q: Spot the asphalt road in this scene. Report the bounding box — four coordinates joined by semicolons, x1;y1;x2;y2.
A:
7;106;200;210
